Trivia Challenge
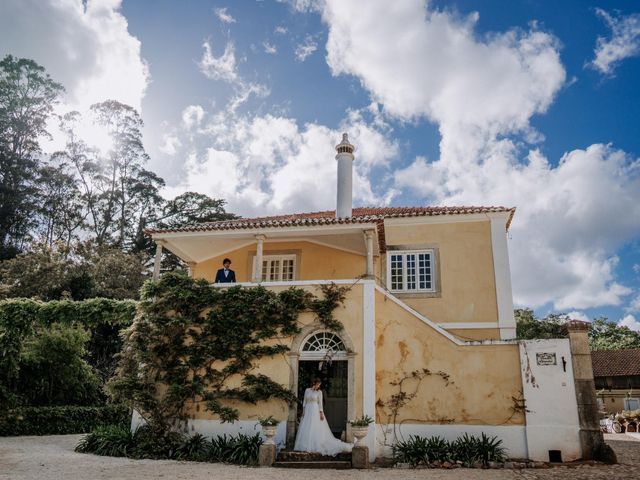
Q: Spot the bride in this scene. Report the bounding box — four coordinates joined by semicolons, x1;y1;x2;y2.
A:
294;378;353;455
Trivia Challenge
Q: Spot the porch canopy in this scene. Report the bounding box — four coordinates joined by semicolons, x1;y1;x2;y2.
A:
147;215;382;281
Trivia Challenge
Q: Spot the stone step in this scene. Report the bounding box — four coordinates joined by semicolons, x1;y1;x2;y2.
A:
277;450;352;462
273;460;352;469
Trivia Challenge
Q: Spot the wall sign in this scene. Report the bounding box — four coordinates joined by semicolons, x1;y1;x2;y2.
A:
536;352;557;366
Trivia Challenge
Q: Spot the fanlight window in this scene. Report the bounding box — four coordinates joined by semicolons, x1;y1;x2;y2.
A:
302;331;346;353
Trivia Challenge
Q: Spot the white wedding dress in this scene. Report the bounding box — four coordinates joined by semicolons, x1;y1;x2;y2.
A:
294;388;352;455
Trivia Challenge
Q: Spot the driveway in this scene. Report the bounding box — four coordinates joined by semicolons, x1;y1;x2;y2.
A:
0;434;638;479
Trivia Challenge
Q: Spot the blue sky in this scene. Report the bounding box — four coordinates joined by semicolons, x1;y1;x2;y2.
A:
1;0;639;327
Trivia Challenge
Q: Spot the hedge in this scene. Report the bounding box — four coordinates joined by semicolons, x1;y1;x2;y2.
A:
0;405;130;436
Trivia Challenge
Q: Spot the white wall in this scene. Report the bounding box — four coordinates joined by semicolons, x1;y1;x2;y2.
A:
519;339;582;461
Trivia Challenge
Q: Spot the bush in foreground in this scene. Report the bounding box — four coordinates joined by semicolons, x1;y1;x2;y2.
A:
76;426;262;465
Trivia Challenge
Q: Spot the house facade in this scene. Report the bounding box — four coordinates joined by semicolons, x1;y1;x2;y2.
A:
593;349;640;413
145;134;599;462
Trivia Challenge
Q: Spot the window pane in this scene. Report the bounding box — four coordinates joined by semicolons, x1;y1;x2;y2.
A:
270;260;280;281
418;253;432;290
390;254;403;290
406;254;416;290
282;259;294;281
261;260;268;282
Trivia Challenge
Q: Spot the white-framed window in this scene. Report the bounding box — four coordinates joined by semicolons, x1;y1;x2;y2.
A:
253;254;296;282
387;249;435;293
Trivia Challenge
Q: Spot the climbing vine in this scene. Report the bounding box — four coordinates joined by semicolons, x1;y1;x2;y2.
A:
107;273;348;434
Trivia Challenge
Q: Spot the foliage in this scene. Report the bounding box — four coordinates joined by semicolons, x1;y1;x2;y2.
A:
349;414;374;427
515;308;566;339
308;284;350;331
393;433;506;467
0;242;147;301
75;425;134;457
17;323;102;406
0;404;129;436
0;297;136;408
107;273;348;434
76;428;262;465
589;318;640;350
258;415;279;426
515;308;640;350
0;55;64;259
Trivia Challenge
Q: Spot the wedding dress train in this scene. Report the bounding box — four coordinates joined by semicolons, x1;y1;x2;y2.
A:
293;388;352;455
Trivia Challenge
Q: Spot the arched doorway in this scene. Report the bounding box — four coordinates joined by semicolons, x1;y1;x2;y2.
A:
287;325;356;447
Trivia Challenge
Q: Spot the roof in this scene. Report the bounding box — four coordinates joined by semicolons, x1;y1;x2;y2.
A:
147;206;516;235
591;349;640;377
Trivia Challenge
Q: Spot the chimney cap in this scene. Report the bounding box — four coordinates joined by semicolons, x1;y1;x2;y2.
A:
335;132;355;155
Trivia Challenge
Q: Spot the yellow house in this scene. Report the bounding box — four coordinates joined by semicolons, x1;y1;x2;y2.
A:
146;134;598;463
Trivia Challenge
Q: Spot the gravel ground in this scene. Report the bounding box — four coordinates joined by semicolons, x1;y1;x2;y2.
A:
0;434;639;480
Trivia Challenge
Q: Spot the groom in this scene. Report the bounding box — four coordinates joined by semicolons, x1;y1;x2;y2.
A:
214;258;236;283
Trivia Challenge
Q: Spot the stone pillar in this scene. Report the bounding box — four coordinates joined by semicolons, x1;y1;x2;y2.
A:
152;240;164;281
258;443;276;467
351;445;369;469
566;320;613;462
253;234;265;282
364;229;375;278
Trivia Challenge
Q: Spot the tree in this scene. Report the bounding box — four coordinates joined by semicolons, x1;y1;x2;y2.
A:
0;55;64;258
515;308;640;351
0;242;146;300
588;318;640;351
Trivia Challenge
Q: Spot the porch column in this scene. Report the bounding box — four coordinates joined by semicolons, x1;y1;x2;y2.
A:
152;240;164;281
253;234;266;282
187;262;196;278
364;229;375;278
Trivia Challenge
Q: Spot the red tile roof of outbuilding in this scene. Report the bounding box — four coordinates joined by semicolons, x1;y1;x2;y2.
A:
591;349;640;377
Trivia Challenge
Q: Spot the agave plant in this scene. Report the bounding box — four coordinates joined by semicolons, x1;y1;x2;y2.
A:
75;425;133;457
174;433;209;461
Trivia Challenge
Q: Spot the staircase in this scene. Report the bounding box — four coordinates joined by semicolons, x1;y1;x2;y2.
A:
274;450;352;469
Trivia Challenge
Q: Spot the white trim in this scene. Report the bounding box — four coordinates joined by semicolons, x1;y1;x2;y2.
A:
299;330;349;360
383;211;510;227
386;249;436;293
362;281;376;461
375;285;519;347
438;322;500;329
211;278;371;288
151;222;380;240
489;214;516;339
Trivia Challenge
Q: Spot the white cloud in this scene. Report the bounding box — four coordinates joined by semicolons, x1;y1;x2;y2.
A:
214;7;236;24
567;311;590;323
275;26;288;35
628;294;640;313
199;40;239;83
295;35;318;61
0;0;149;113
182;105;206;129
263;42;277;55
159;133;182;156
162;107;399;216
619;314;640;332
588;9;640;76
634;264;640;274
320;0;639;310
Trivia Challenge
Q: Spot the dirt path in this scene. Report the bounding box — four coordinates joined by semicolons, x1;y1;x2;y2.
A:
1;434;638;480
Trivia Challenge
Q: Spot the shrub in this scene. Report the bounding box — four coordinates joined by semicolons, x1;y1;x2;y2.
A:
0;404;130;436
393;433;506;467
75;425;133;457
76;429;262;465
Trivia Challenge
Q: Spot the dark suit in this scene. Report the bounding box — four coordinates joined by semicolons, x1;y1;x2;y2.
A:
214;268;236;283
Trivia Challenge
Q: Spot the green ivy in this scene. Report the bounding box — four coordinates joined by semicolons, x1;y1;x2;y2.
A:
107;273;348;433
0;405;130;436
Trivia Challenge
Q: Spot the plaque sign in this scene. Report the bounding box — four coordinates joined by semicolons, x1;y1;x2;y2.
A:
536;352;557;366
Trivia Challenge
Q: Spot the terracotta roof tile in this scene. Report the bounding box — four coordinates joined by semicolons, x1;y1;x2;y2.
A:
591;349;640;377
147;206;516;237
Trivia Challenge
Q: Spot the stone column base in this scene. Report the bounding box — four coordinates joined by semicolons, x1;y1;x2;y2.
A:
351;445;369;469
258;444;277;467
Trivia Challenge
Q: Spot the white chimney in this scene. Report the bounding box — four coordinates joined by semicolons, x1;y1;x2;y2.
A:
335;133;355;218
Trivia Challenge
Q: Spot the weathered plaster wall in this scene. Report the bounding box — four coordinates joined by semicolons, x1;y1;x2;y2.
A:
192;241;366;282
383;220;498;326
183;283;365;423
374;290;524;427
448;328;501;341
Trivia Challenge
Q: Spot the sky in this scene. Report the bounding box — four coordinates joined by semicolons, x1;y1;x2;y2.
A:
1;0;639;329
